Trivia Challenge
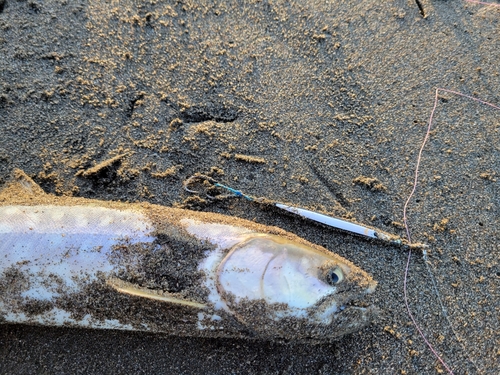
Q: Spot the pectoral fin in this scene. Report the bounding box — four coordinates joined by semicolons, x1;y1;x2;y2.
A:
106;278;206;309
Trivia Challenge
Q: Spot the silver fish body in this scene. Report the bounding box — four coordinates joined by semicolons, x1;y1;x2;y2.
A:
0;170;377;341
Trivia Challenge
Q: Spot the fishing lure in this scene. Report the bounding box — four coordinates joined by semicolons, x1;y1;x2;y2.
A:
184;174;427;249
0;170;377;341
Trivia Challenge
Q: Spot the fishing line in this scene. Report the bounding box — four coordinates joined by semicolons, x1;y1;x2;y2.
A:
403;88;500;374
464;0;500;7
422;251;479;373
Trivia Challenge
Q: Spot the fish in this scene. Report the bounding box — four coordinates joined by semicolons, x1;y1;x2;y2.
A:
0;169;377;341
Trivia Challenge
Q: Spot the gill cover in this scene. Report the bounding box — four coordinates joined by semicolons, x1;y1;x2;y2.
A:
217;235;345;312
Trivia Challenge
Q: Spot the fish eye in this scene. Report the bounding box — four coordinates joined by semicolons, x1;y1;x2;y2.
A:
327;267;344;285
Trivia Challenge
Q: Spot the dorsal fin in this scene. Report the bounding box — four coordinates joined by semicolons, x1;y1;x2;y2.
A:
0;169;45;199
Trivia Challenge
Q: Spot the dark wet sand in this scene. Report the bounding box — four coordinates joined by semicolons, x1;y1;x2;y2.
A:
1;1;499;374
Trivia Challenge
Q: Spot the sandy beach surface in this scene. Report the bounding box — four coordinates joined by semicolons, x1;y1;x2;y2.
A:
0;1;499;374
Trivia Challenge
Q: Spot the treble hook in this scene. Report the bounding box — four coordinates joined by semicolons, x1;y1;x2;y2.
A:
183;174;217;194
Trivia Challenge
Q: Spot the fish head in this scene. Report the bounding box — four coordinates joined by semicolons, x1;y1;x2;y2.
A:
216;235;377;341
184;219;377;341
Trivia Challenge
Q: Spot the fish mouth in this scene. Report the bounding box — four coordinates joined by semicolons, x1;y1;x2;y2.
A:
313;286;377;325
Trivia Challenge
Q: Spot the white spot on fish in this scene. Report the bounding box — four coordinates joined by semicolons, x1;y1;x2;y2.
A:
197;312;206;330
0;205;152;235
0;205;155;301
197;249;231;313
1;306;136;331
181;219;253;249
185;219;256;314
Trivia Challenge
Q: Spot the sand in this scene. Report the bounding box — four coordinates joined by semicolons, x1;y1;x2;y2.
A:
0;0;499;374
